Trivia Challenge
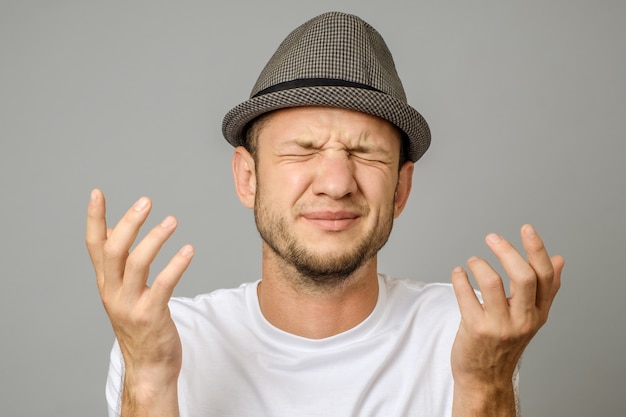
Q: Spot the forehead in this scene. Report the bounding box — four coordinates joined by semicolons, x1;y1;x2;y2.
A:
257;106;402;150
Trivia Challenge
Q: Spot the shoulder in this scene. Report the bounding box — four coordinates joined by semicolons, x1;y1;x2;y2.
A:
380;274;461;324
382;275;458;306
167;281;258;325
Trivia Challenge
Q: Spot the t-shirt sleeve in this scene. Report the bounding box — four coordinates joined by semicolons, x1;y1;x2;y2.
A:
105;339;124;417
513;358;521;416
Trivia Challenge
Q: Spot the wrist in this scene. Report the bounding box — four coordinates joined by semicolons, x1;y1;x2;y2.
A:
452;378;516;417
121;368;180;417
123;362;180;392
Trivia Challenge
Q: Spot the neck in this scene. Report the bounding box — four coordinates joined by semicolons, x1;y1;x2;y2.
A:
257;244;380;339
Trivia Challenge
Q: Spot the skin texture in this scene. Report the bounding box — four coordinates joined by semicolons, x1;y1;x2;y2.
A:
86;106;564;417
239;108;410;286
450;226;564;416
86;192;191;417
233;107;413;338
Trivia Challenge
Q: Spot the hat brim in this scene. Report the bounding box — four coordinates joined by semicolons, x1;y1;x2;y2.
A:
222;86;430;162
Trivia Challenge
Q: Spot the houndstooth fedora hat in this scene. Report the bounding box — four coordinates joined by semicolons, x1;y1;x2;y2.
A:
222;11;431;162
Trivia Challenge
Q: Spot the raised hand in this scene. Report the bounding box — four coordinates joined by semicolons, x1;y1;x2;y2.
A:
450;224;564;416
86;189;193;416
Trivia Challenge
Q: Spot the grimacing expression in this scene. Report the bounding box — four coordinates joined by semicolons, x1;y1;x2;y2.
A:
249;107;410;287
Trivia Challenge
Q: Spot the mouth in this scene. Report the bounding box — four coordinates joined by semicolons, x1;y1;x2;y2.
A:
301;211;361;231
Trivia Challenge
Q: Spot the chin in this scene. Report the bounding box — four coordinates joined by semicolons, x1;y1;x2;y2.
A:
289;245;374;281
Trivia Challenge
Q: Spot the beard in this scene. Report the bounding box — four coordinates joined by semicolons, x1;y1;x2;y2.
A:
254;184;395;288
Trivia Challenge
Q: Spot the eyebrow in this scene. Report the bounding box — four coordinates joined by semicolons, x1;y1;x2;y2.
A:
279;136;390;152
286;137;317;148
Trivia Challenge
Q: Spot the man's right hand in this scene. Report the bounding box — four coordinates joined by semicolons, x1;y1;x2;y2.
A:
86;189;193;417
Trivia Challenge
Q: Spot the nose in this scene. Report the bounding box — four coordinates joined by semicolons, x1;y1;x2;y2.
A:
311;151;358;199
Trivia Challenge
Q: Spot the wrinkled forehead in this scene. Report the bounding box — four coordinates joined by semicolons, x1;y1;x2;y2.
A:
257;107;403;151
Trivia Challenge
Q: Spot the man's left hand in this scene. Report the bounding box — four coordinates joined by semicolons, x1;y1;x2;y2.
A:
450;224;564;415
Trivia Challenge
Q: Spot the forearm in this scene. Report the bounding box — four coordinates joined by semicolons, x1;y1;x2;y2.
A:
120;369;180;417
451;380;517;417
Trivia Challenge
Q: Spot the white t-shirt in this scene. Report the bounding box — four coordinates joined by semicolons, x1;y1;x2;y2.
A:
106;275;466;416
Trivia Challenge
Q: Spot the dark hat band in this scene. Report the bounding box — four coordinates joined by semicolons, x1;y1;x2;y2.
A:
253;78;382;98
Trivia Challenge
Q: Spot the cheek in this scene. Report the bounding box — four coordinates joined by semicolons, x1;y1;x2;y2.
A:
285;168;311;189
260;165;312;204
354;167;398;205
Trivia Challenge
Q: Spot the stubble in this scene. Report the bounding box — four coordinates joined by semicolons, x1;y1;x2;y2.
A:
253;183;395;290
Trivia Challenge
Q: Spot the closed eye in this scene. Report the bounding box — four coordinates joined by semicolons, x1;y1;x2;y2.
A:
279;140;318;155
278;149;318;162
350;150;391;165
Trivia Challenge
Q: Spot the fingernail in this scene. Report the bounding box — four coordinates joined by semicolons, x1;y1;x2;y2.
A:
524;224;536;237
134;197;149;211
90;189;98;203
452;266;464;273
487;233;501;243
160;216;176;228
180;245;194;257
467;256;480;263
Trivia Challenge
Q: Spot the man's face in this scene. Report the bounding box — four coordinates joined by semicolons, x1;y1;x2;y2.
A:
249;106;412;284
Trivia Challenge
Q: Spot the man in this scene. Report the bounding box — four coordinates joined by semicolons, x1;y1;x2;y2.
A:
86;12;564;417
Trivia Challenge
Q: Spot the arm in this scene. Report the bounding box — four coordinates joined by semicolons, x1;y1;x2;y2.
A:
86;189;193;417
450;224;564;416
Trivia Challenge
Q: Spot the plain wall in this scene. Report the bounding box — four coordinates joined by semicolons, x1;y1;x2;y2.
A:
1;1;624;415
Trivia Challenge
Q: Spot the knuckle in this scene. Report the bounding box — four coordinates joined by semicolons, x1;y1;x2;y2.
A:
480;274;503;291
151;277;171;293
533;238;546;252
518;318;536;335
85;239;97;252
85;236;103;252
475;323;515;343
100;294;121;318
516;271;537;287
495;329;517;344
100;296;116;313
124;253;146;273
102;299;151;329
128;309;152;328
472;322;493;339
86;209;101;221
103;241;126;259
515;311;543;335
537;265;555;280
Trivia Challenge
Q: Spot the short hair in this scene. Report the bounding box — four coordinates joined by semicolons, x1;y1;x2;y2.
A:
243;112;271;162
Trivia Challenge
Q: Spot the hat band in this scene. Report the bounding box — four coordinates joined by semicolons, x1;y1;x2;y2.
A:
252;78;383;98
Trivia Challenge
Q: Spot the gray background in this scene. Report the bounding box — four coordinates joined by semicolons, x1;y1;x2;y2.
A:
1;0;624;416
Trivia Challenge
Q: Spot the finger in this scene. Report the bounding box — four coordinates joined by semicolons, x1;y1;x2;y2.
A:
451;266;482;321
520;224;559;312
550;255;565;300
149;244;194;306
122;216;179;294
484;233;537;315
86;189;108;283
102;196;152;291
466;256;510;316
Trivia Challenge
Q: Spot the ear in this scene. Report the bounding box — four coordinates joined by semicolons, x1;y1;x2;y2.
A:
393;161;414;218
232;146;256;209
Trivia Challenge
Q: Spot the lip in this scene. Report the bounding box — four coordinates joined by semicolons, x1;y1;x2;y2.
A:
301;211;361;231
